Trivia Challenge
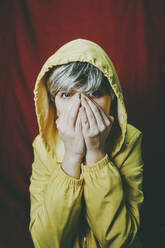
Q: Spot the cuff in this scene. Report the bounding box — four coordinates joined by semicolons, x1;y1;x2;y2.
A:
81;154;111;174
52;164;83;188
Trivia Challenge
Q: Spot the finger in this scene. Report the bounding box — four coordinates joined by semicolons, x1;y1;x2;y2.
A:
56;118;59;128
75;109;82;133
99;112;114;129
108;115;115;127
56;109;67;131
56;117;65;134
86;95;113;127
56;94;80;131
66;94;81;128
84;96;106;131
80;106;90;132
81;95;97;129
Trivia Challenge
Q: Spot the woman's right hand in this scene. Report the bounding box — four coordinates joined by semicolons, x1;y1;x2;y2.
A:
56;93;86;178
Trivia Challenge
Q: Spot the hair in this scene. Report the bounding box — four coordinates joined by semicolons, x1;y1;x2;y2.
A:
45;61;115;103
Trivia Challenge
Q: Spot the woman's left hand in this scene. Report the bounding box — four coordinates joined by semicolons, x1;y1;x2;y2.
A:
80;94;114;165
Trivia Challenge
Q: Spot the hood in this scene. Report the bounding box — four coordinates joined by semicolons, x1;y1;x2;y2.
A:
34;39;127;159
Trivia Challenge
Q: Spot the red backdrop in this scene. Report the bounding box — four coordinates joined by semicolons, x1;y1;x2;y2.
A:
0;0;164;247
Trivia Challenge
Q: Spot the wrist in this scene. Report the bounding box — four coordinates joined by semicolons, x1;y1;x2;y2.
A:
61;153;82;179
64;152;84;163
85;150;105;166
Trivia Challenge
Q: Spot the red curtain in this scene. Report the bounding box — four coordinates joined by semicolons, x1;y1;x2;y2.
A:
0;1;164;247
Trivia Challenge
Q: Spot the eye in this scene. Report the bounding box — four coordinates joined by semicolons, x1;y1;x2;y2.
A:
89;90;103;98
60;92;72;98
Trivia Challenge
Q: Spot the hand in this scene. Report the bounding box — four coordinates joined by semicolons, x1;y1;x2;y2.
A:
80;94;114;165
56;93;86;161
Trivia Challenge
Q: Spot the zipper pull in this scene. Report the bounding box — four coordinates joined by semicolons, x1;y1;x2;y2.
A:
84;235;87;248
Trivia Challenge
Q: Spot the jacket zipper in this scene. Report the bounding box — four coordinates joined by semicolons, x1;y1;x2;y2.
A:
84;235;87;248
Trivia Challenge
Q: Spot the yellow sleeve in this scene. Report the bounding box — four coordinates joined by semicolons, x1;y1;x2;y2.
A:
29;143;83;248
81;131;144;248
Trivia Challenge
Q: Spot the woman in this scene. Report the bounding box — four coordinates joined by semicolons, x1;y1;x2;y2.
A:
29;39;144;247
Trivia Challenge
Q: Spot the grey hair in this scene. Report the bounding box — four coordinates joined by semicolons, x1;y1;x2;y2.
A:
45;61;115;103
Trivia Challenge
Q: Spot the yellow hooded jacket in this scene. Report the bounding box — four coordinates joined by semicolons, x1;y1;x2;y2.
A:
29;39;144;248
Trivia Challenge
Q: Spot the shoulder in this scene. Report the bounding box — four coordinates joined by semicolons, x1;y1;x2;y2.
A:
125;124;143;145
112;124;143;169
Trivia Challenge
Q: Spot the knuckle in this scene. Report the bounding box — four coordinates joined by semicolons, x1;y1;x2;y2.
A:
89;129;99;137
106;119;111;126
99;125;105;132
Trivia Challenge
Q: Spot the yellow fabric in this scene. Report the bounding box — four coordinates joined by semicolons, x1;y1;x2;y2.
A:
29;39;144;247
